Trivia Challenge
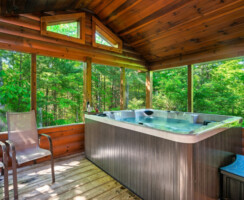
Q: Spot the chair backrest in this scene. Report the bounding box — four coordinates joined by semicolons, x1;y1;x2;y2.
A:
7;111;39;151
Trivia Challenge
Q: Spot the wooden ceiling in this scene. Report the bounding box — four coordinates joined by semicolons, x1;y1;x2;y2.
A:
1;0;244;70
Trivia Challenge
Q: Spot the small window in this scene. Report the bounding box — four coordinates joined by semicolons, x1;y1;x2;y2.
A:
41;13;85;44
92;16;122;53
95;31;113;47
47;21;79;38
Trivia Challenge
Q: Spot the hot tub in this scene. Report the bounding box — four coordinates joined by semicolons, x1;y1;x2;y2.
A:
85;109;242;200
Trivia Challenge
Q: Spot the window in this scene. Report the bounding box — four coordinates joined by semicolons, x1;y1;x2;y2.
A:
92;64;120;112
95;31;116;47
0;50;31;132
41;13;85;44
36;56;84;127
92;16;122;53
153;66;188;111
126;69;146;109
193;57;244;125
47;22;79;38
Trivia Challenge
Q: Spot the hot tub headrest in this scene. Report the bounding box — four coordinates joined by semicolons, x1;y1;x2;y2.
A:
144;110;154;116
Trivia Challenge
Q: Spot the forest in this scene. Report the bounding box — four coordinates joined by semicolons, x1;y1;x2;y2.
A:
0;48;243;131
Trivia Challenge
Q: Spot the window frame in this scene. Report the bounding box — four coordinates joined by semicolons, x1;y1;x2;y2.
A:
41;13;86;44
92;16;122;53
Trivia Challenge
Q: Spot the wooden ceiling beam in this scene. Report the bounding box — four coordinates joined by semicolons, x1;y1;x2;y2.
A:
149;42;244;71
0;15;40;30
19;14;40;21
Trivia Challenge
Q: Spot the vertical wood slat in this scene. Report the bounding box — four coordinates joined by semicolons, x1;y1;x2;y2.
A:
187;64;193;112
83;57;92;115
31;53;37;113
146;71;153;109
120;67;126;110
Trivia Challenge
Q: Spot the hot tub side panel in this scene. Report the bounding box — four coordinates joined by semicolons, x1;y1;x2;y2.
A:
193;127;242;199
85;119;194;200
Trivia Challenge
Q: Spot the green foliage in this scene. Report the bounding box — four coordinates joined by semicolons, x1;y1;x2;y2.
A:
47;22;78;38
152;58;244;126
95;32;112;47
92;64;120;111
128;98;144;110
153;67;187;111
36;56;84;127
193;59;244;124
0;50;31;132
126;69;146;109
0;47;243;131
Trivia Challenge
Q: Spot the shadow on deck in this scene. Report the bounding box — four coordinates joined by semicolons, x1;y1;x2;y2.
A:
0;153;141;200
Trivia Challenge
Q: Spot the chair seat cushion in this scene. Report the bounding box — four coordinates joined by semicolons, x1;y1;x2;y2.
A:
16;147;51;165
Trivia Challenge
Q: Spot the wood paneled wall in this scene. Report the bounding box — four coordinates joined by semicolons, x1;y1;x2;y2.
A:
0;123;84;167
0;13;146;70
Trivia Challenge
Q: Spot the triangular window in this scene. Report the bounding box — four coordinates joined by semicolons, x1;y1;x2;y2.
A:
47;22;79;38
92;16;122;53
41;13;85;44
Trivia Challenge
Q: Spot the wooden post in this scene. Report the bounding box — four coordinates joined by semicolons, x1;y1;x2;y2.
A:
146;71;153;109
187;64;193;112
120;67;126;110
83;57;92;115
31;53;37;114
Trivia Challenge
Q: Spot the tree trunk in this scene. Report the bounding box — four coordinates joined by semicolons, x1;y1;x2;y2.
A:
104;75;105;111
17;53;23;112
0;57;3;87
53;89;57;124
45;88;49;126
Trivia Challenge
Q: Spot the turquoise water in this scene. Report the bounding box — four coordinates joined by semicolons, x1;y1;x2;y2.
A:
120;116;203;134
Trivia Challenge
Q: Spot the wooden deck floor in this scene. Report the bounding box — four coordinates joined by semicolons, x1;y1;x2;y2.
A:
0;153;141;200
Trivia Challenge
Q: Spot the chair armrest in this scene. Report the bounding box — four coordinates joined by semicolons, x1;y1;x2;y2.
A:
39;134;53;153
0;141;7;169
5;140;17;164
0;141;7;154
5;140;16;154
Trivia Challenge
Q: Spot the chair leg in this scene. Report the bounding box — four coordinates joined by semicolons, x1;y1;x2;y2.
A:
11;157;18;200
3;168;9;200
50;153;55;183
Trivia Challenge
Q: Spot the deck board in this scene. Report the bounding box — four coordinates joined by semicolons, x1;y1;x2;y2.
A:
0;153;141;200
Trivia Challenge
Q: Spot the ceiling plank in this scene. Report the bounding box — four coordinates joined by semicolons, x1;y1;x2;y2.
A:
113;0;189;34
103;0;141;24
126;0;244;47
98;0;127;20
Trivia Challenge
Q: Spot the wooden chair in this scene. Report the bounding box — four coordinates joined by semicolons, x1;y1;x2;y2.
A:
6;111;55;199
0;141;9;200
